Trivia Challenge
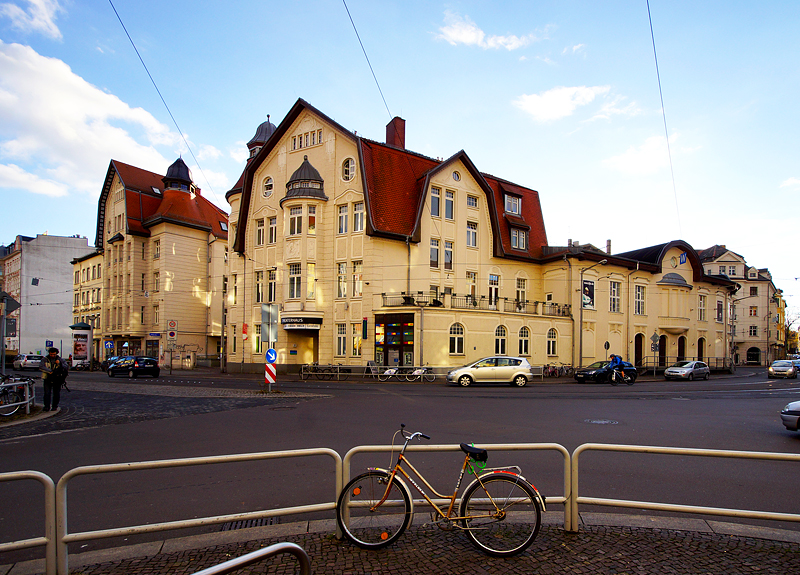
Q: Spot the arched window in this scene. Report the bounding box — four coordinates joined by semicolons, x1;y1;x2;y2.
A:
547;328;557;356
518;326;530;356
495;325;507;355
262;177;273;198
342;158;356;181
449;323;464;355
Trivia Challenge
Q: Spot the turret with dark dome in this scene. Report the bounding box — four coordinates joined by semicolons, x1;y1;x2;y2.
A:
281;155;328;205
247;115;277;158
162;157;194;192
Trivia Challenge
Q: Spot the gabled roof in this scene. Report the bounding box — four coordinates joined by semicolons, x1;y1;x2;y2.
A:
230;99;548;259
615;240;735;287
697;244;745;263
96;159;228;248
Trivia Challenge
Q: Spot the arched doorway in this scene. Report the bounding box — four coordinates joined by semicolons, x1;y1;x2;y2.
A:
659;335;667;367
677;336;686;361
635;333;644;366
697;338;706;362
746;347;761;365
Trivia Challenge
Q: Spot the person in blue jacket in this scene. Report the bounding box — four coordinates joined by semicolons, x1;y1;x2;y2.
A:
608;354;624;382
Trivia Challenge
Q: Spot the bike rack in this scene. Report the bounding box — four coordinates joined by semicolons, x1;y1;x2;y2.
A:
190;541;310;575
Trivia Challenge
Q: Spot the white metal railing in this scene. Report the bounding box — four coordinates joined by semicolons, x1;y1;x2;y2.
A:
55;448;341;575
570;443;800;531
0;471;56;574
0;378;35;415
5;442;800;574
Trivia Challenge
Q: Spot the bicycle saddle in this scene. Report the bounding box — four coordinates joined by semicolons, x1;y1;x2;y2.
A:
460;443;488;462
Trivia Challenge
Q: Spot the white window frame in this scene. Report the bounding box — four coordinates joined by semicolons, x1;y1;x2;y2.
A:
268;217;277;244
519;326;530;356
289;206;302;236
431;187;440;217
342;158;356;182
256;219;265;246
505;194;521;214
338;205;348;234
288;264;301;299
336;324;347;356
634;285;646;315
466;221;478;248
609;281;621;313
337;263;347;298
495;325;507;355
546;328;557;356
353;202;364;232
445;190;454;220
449;323;464;355
430;239;439;268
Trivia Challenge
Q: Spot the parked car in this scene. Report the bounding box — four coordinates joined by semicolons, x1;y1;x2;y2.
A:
768;360;797;379
664;360;710;381
573;360;638;384
780;401;800;431
101;356;121;371
446;356;535;387
13;354;44;371
107;356;160;378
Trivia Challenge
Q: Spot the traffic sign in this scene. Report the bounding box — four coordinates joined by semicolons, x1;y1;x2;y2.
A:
651;343;659;352
167;320;178;330
167;331;177;340
266;348;277;364
650;333;659;344
0;291;20;313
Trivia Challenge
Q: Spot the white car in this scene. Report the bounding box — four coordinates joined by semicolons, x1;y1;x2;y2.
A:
768;360;797;379
446;356;535;387
781;401;800;431
13;354;44;371
664;361;710;381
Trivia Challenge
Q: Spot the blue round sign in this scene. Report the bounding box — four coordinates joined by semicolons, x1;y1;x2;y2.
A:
266;348;277;364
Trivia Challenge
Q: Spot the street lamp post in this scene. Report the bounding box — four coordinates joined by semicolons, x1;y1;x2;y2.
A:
578;259;607;367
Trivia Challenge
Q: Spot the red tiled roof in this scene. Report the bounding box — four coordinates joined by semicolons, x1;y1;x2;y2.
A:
482;175;547;259
144;189;228;239
359;139;438;238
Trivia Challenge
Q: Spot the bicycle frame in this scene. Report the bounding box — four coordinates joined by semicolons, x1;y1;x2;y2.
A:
372;434;543;526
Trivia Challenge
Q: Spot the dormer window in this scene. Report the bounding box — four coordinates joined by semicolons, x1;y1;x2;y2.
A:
511;229;528;250
505;194;521;215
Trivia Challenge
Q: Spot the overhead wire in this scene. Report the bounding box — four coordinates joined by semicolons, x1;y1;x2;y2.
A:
106;0;220;204
646;0;682;238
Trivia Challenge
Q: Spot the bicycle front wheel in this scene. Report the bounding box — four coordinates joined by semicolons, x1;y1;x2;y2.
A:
423;370;436;382
337;470;411;549
0;390;22;417
459;474;541;557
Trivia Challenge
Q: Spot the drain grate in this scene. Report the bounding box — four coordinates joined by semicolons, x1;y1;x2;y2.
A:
221;517;282;531
584;418;618;425
270;405;297;411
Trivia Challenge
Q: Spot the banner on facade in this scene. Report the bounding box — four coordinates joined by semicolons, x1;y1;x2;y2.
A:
582;280;595;309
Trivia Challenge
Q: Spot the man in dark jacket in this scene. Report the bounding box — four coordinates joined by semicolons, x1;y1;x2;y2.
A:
39;347;68;412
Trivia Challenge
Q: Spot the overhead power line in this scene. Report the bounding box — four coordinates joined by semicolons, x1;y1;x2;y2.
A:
107;0;219;203
647;0;682;238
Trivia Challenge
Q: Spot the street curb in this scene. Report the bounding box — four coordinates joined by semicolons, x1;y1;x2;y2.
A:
4;511;800;575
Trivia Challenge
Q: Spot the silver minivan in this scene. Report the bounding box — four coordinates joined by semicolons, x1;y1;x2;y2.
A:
446;356;534;387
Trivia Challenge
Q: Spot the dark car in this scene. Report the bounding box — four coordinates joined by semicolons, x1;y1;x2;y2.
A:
101;356;120;371
574;360;638;383
107;356;160;378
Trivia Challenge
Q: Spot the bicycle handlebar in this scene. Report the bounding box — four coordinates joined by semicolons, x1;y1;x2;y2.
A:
400;424;430;441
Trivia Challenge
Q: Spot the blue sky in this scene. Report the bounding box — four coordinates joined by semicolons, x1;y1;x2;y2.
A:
1;1;799;311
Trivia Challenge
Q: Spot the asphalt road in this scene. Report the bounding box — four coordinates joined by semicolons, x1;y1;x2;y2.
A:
1;366;799;564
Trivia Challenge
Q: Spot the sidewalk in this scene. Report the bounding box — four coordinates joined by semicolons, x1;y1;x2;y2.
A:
5;512;799;575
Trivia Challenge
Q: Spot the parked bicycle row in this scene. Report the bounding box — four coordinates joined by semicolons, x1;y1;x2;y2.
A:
0;373;37;417
299;363;436;382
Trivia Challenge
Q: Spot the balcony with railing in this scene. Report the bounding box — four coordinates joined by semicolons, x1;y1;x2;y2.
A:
381;292;571;318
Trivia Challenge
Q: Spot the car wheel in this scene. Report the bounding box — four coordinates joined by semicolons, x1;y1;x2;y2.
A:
688;373;694;381
108;370;114;377
512;375;527;387
128;369;136;379
704;373;710;380
458;375;472;387
153;370;160;378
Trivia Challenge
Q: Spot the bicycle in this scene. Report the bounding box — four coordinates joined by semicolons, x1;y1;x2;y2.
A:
300;363;334;381
336;424;545;557
609;368;635;386
378;367;410;382
405;366;436;382
0;374;35;417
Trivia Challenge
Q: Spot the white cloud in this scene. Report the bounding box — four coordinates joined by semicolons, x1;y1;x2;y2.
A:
562;44;585;55
513;86;610;122
0;162;67;196
602;135;678;176
229;142;248;165
197;144;222;162
589;95;641;121
0;40;178;197
779;177;800;188
0;0;63;40
437;12;548;50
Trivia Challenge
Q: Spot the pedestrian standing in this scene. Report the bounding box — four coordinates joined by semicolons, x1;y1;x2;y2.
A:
39;347;68;412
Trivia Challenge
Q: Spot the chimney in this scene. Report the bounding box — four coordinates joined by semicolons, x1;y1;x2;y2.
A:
386;117;406;149
606;239;611;254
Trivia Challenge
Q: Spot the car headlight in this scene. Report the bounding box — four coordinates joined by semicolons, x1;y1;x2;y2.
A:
783;404;793;413
769;367;775;373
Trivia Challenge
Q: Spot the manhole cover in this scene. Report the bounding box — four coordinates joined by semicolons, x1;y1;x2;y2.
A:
584;418;618;425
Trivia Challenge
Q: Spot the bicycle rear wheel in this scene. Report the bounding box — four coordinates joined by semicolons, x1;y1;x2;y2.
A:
459;474;541;557
423;370;436;382
337;470;411;549
0;390;22;416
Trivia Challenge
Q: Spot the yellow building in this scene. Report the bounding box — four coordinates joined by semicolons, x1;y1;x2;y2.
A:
71;250;105;359
88;159;228;365
225;99;738;374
